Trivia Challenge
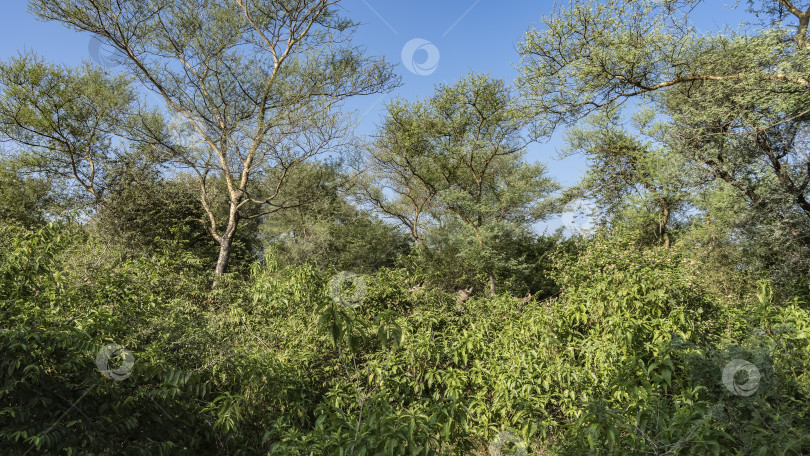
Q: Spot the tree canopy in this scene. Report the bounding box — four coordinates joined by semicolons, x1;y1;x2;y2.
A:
1;1;809;455
25;0;399;277
365;74;558;296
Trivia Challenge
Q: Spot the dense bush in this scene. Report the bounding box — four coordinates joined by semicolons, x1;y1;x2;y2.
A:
2;1;809;454
550;232;810;454
1;224;809;454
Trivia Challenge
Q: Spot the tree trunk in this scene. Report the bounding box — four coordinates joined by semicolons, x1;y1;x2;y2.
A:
214;235;233;276
658;198;671;249
212;204;240;286
488;271;496;298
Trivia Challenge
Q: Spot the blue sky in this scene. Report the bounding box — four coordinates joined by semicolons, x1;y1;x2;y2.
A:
0;0;752;233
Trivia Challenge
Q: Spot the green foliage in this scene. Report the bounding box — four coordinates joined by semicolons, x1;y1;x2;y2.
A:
563;109;693;247
27;0;399;278
0;52;136;203
518;0;810;289
0;156;55;228
2;2;810;455
260;162;411;274
93;153;214;258
549;238;810;455
405;221;562;299
2;219;810;455
0;223;216;455
366;73;558;296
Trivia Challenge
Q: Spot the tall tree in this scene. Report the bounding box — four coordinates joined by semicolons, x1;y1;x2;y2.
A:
563;111;692;248
518;0;810;276
28;0;399;279
366;74;558;297
0;54;136;205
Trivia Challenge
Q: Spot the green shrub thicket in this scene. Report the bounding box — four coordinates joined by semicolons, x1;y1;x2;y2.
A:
1;224;808;455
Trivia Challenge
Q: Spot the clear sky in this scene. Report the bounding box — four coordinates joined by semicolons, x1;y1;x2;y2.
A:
0;0;752;233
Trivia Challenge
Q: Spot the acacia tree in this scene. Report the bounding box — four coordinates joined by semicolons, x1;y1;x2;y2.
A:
563;111;693;248
28;0;398;278
366;74;557;297
518;0;810;276
0;54;136;205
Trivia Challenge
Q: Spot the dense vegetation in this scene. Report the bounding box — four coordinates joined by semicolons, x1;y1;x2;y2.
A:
1;0;809;454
